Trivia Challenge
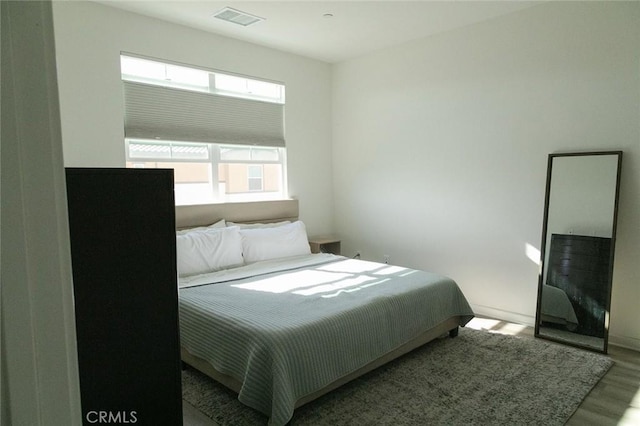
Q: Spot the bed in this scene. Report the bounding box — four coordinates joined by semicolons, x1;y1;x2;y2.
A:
176;200;475;425
540;284;579;331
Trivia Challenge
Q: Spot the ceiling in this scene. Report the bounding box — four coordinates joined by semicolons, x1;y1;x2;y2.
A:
97;1;541;63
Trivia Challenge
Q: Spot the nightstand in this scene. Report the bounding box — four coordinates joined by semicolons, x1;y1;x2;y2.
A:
308;236;341;255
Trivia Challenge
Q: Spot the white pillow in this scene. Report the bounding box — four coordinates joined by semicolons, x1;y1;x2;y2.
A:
176;219;226;235
176;226;243;277
227;220;290;229
240;221;311;263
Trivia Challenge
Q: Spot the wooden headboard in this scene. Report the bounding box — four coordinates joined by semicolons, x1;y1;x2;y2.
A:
175;199;299;229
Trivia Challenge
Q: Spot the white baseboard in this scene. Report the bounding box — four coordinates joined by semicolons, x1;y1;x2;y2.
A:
608;334;640;352
470;304;535;328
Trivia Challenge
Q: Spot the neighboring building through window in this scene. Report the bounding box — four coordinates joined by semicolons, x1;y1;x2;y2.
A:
121;54;286;205
247;165;264;191
126;140;285;205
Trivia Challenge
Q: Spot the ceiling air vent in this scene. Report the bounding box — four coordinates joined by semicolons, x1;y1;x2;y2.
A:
213;7;265;27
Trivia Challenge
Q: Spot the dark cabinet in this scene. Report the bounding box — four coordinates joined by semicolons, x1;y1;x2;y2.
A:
66;168;182;425
546;233;612;338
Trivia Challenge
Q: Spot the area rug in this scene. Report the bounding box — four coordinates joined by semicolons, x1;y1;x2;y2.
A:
182;327;613;425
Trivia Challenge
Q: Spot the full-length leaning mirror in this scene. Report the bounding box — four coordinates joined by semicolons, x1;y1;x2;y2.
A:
535;151;622;353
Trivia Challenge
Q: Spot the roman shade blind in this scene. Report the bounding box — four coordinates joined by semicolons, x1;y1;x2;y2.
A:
123;81;285;147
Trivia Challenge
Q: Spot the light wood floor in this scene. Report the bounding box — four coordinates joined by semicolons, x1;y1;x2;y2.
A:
183;317;640;425
183;400;217;426
567;343;640;425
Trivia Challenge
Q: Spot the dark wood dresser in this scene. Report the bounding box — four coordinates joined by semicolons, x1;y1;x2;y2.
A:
546;233;612;338
66;168;183;425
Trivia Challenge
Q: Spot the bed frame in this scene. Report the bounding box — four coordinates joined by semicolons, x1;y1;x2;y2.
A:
176;200;463;410
175;199;299;230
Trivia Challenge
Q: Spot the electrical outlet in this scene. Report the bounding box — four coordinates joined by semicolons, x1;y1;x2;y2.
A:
383;254;390;264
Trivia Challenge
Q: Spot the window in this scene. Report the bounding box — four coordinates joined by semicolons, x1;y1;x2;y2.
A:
121;56;210;92
121;55;285;103
121;54;287;205
126;140;286;205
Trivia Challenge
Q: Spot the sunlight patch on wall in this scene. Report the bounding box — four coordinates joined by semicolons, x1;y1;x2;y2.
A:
525;243;541;266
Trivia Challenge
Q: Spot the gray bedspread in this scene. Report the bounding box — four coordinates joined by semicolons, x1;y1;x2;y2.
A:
179;254;474;425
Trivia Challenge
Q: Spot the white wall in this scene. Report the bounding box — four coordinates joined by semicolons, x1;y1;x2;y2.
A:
332;2;640;349
52;1;334;236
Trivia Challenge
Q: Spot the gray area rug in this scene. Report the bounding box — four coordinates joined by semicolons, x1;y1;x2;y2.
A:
182;327;613;425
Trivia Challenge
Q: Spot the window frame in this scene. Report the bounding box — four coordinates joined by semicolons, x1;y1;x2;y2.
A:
121;54;287;205
121;54;285;104
247;164;264;192
125;139;287;205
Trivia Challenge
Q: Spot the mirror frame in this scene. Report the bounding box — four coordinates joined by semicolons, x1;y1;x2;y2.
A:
534;151;623;354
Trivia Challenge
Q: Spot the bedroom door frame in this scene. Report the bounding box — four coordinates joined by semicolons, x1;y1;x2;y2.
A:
1;1;82;423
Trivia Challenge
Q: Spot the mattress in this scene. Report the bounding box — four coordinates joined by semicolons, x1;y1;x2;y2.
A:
179;253;474;425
